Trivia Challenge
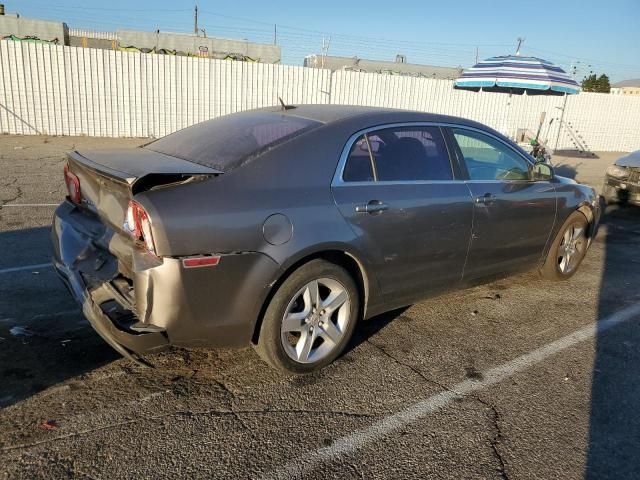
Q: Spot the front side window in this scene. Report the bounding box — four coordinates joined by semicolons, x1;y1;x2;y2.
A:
342;126;453;182
452;128;530;181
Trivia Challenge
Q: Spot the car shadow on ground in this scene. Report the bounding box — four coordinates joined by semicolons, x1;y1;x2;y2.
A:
346;306;410;355
0;227;119;408
587;204;640;478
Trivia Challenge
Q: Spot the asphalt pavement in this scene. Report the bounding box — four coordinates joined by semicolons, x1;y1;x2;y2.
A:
1;136;639;479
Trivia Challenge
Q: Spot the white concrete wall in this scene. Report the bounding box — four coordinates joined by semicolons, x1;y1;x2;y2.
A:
0;40;329;138
117;30;281;63
0;16;66;43
1;40;639;152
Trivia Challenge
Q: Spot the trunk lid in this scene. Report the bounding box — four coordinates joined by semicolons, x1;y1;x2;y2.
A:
66;148;221;234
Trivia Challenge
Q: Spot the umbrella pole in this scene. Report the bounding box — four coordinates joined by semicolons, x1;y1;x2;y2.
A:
501;89;513;138
554;93;568;151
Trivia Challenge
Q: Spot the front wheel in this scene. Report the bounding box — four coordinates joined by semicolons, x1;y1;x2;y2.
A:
254;259;359;373
539;211;589;280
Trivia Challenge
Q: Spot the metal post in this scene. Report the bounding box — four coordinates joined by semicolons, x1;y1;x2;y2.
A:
554;93;568;151
194;5;198;35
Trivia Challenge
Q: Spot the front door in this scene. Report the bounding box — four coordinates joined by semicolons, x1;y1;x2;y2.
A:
447;127;557;280
331;125;474;306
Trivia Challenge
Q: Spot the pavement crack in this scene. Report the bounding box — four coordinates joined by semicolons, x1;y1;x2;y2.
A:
366;339;456;394
347;462;365;479
0;178;23;209
0;408;374;453
366;339;510;479
471;394;510;480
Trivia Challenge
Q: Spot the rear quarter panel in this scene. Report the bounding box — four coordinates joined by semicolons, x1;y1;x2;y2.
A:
137;120;388;316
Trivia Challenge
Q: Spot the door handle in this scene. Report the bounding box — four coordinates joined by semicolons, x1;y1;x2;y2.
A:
475;193;496;205
355;200;389;214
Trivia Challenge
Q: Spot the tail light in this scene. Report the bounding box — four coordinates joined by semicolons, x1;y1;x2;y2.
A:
63;163;81;204
125;200;157;256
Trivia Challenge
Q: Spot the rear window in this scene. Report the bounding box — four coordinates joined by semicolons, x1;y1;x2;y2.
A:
144;112;321;171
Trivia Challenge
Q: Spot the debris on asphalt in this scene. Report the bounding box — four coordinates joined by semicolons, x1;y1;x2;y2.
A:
9;326;34;337
471;310;479;316
483;293;502;300
39;420;58;430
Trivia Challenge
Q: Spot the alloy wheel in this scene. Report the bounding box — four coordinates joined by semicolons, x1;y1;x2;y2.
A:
280;277;351;364
557;224;586;274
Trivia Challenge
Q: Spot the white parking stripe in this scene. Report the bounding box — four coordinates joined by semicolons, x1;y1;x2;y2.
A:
264;302;640;480
0;263;52;274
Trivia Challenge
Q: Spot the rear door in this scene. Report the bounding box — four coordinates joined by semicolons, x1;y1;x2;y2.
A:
446;127;557;280
331;124;474;306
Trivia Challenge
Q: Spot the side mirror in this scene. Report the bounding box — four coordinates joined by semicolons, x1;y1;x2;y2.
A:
531;162;554;181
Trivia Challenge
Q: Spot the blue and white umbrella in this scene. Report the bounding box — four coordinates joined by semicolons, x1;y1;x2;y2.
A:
454;55;580;95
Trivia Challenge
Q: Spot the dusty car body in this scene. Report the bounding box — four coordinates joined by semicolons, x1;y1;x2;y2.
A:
602;150;640;206
52;105;600;372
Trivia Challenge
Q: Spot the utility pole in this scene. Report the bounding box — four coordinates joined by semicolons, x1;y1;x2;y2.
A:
475;46;479;64
321;36;331;69
274;24;277;45
194;4;198;35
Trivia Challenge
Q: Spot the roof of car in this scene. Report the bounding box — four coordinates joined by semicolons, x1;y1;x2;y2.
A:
257;104;480;128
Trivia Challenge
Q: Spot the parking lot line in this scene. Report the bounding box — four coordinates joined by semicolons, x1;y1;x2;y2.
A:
0;263;52;274
264;302;640;480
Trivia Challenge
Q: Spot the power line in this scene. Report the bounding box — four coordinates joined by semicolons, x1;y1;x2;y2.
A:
13;2;639;78
199;10;514;48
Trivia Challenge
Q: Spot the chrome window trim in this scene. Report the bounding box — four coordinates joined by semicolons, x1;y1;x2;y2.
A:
331;121;536;187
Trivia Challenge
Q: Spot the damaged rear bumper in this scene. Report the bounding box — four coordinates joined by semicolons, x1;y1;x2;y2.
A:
51;200;279;363
52;201;169;363
54;259;168;364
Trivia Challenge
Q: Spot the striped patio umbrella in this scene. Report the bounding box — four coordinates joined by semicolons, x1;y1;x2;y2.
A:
454;55;580;95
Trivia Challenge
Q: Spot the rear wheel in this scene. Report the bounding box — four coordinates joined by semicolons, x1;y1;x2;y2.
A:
540;211;589;280
254;259;359;374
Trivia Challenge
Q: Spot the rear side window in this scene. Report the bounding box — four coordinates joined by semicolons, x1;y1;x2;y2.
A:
342;126;452;182
342;136;375;182
145;112;321;172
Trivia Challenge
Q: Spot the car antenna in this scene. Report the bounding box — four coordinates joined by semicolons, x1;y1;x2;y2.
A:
278;96;295;110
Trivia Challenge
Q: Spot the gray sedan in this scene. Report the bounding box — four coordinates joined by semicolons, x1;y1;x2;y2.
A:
51;105;600;373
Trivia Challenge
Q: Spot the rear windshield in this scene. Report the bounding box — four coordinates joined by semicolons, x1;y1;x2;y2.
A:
144;112;321;172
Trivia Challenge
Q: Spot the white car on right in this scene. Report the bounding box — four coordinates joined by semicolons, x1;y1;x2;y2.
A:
603;151;640;206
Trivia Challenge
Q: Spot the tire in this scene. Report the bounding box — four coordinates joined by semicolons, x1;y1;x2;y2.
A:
539;211;590;280
254;259;359;374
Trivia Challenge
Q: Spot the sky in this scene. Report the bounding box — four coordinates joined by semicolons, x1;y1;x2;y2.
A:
7;0;640;82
